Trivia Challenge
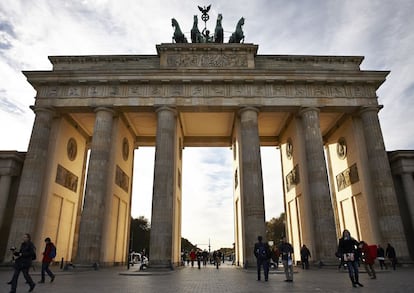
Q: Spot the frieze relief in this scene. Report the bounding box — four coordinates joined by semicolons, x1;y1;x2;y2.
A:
128;85;146;96
209;84;226;96
166;53;248;68
40;83;373;99
88;86;104;96
336;163;359;191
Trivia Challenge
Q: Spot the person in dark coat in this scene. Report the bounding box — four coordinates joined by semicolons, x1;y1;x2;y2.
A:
385;243;397;270
279;237;294;282
377;244;387;269
254;236;271;281
300;244;311;269
337;229;363;288
9;233;36;293
39;237;56;283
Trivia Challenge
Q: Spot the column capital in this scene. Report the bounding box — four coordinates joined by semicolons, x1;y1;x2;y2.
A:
155;106;177;116
298;107;320;117
358;105;383;116
238;106;259;116
94;106;115;115
29;106;56;116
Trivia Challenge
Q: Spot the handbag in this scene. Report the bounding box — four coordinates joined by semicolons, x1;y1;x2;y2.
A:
343;253;355;261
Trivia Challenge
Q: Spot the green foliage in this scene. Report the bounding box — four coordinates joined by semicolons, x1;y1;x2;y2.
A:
129;216;150;254
266;212;286;243
129;216;199;254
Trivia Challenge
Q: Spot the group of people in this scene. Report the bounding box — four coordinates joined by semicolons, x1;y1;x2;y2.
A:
182;249;224;269
7;233;56;293
337;229;398;287
254;230;398;287
254;235;295;282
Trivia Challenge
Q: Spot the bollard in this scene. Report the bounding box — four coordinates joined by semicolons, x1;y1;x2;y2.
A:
60;257;64;269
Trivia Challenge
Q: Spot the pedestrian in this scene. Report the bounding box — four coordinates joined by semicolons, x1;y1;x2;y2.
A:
377;244;387;269
385;243;397;270
337;229;363;288
279;236;294;282
189;249;196;267
39;237;56;283
254;236;271;281
8;233;36;293
359;241;376;279
300;244;311;269
270;245;280;269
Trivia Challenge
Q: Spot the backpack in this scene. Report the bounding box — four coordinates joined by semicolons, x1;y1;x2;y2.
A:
257;244;267;259
49;244;56;259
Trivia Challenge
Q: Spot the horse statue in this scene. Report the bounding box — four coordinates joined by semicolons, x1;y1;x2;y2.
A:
172;18;188;43
214;14;224;43
191;15;204;43
229;17;245;43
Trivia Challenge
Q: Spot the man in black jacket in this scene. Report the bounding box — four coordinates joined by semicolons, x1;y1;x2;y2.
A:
254;236;271;281
9;233;36;293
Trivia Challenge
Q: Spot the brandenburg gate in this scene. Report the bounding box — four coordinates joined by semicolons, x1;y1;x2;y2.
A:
1;41;410;267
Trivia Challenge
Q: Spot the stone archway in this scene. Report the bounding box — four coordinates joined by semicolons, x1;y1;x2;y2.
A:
2;43;409;267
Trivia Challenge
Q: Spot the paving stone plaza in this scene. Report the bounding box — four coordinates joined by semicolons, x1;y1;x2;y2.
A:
1;263;414;293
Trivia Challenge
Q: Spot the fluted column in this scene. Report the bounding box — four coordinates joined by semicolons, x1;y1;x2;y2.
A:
238;107;265;268
299;107;337;262
0;175;12;229
149;106;177;268
6;107;54;250
359;106;409;257
401;172;414;232
76;107;114;264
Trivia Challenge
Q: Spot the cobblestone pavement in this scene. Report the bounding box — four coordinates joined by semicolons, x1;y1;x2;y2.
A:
1;262;413;293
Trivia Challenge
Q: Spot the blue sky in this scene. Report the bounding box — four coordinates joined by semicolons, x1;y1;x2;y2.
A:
1;0;414;250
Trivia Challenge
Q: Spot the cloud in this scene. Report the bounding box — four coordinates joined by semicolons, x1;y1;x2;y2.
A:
1;0;414;250
0;95;26;115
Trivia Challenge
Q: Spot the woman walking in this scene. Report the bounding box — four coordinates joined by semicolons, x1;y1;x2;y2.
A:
337;230;363;288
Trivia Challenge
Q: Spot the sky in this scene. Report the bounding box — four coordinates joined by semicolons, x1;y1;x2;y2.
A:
1;0;414;251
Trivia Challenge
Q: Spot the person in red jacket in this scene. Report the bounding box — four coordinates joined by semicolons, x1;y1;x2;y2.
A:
39;237;56;283
359;241;376;279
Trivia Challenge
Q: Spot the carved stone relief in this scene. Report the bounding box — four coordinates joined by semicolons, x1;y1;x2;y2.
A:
336;163;359;191
115;165;129;192
44;83;372;100
67;138;77;161
55;164;78;192
166;54;248;68
286;164;299;192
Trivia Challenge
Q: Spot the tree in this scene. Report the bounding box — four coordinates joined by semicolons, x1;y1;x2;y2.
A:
130;216;150;254
266;212;286;243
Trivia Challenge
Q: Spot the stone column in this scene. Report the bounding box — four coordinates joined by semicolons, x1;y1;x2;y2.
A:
238;107;266;268
401;172;414;232
0;175;12;229
6;107;55;250
299;107;337;262
149;106;177;268
359;106;409;257
76;107;114;264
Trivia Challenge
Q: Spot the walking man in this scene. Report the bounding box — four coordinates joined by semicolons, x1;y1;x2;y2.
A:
9;233;36;293
39;237;56;283
279;237;294;282
254;236;271;281
300;244;311;269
